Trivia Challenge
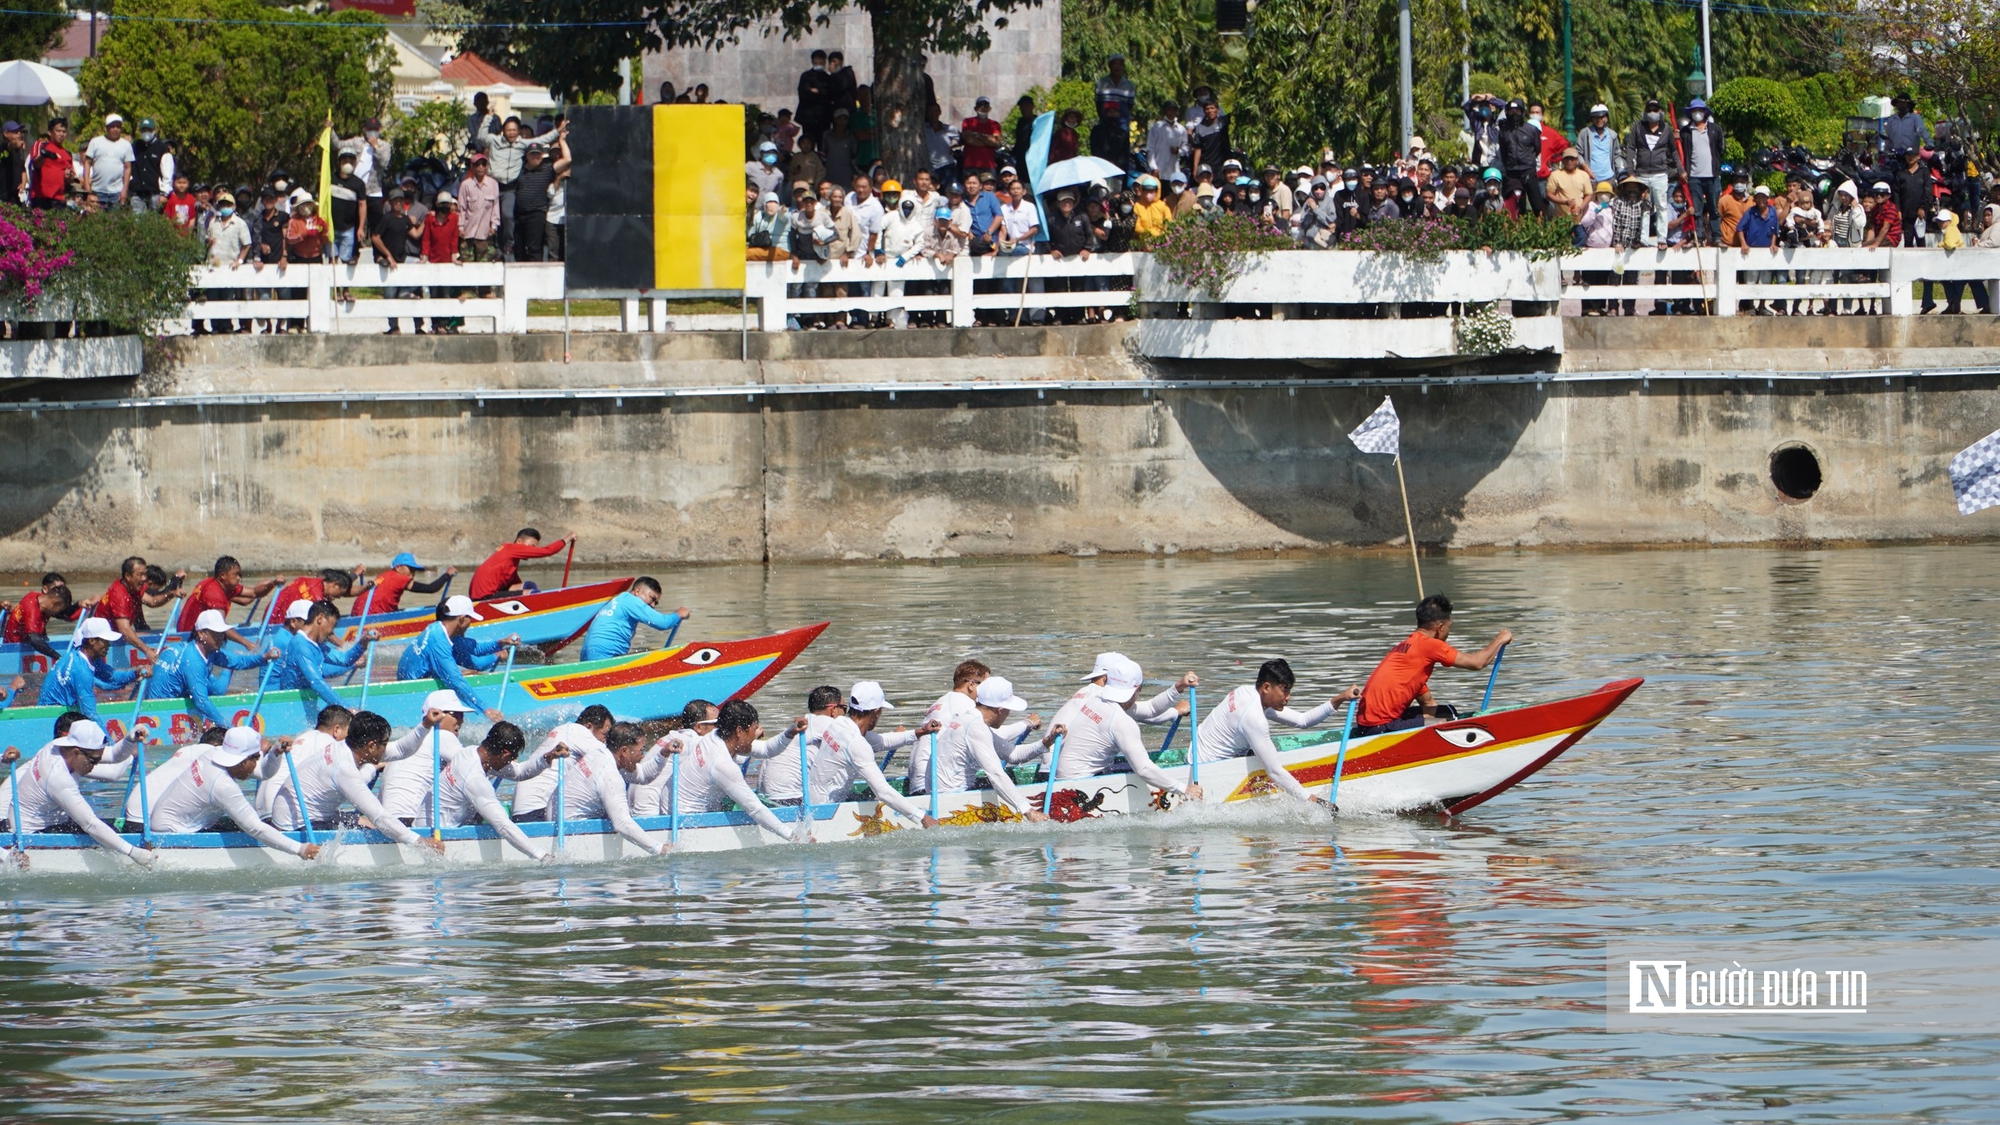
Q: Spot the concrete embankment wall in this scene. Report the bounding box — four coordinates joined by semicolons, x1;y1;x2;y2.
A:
1;319;1996;570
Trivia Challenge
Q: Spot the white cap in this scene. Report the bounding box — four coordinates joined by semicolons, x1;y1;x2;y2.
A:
290;187;314;206
209;727;263;767
193;609;232;634
77;617;116;643
54;719;106;751
974;676;1027;711
1938;208;1957;224
285;599;312;621
104;113;123;126
443;594;481;620
848;681;894;711
424;688;472;713
1080;651;1122;682
1099;655;1143;704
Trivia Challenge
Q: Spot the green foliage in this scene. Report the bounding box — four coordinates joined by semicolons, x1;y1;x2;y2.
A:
78;0;394;185
1148;210;1293;300
389;98;472;166
8;206;204;331
1003;78;1098;138
0;0;67;63
1709;77;1806;147
1464;210;1578;259
1340;215;1466;262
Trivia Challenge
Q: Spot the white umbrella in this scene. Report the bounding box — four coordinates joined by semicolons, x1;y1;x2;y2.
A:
1036;155;1126;193
0;60;82;108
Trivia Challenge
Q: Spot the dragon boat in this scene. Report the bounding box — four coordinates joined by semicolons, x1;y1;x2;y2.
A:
1;674;1638;875
0;578;635;680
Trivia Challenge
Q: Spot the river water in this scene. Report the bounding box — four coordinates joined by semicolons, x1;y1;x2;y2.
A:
3;545;1996;1122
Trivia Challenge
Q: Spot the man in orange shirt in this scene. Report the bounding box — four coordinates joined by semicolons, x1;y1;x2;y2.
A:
1355;594;1512;736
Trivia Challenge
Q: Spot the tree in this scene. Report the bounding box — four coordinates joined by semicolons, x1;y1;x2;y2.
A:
458;0;1046;182
0;0;68;64
1799;0;2000;148
77;0;394;184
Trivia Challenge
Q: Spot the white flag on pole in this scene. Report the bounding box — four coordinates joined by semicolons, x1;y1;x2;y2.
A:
1951;425;2000;515
1347;396;1401;456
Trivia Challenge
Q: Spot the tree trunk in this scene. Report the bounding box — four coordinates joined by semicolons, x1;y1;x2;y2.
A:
869;6;930;183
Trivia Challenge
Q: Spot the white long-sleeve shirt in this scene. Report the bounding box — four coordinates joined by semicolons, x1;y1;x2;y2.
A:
4;741;142;858
758;714;829;802
810;717;925;820
677;732;794;840
511;723;608;816
262;729;423;845
909;689;978;793
1193;685;1337;802
550;744;661;853
122;742;206;823
148;749;308;856
915;710;1036;814
629;729;697;815
382;723;554;821
407;728;545;859
1053;687;1187;795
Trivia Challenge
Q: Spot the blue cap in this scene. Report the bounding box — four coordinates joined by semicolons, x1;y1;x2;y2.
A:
1688;98;1708;110
390;552;425;569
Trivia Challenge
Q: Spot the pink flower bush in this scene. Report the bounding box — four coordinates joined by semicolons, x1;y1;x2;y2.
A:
0;212;73;301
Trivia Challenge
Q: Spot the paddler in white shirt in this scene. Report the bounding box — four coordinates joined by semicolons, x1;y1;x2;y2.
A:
677;698;799;841
146;725;322;860
908;660;1041;791
392;690;558;861
1019;651;1192;770
122;725;225;832
510;704;613;821
757;685;842;805
258;705;440;851
629;699;714;815
0;718;155;869
540;720;668;855
1052;655;1202;801
1195;658;1361;808
913;675;1052;821
808;680;941;825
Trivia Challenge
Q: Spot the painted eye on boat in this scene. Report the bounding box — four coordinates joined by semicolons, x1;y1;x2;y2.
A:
1436;726;1496;748
682;647;723;666
487;600;530;616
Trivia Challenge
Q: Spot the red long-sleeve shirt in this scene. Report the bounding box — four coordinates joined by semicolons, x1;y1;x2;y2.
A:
421;210;460;262
469;540;567;599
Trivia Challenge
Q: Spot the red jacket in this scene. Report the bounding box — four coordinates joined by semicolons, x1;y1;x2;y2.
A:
421;210;459;262
271;575;326;622
1536;124;1568;179
469;539;567;599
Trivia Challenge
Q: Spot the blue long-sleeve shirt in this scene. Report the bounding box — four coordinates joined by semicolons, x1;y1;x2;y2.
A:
579;593;683;661
149;639;267;729
395;621;489;712
273;628;360;712
451;634;506;673
39;647;138;723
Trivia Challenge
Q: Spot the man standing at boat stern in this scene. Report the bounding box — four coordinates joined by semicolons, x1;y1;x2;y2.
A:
0;719;155;868
1054;656;1201;801
578;577;691;662
1355;594;1512;736
1196;659;1361;807
147;726;321;861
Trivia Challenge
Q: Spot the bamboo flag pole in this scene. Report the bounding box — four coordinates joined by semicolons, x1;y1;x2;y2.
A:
1349;396;1424;600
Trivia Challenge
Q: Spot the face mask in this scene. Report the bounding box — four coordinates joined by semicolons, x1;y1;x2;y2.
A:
141;130;155;142
1343;179;1357;189
218;206;234;217
1691;111;1708;123
1644;112;1663;125
1530;113;1543;124
762;153;777;165
1249;191;1261;202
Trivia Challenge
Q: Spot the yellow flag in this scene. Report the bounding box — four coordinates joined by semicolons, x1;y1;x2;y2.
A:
317;113;333;210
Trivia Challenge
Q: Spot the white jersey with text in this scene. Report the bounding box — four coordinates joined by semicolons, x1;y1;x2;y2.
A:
1192;685;1336;802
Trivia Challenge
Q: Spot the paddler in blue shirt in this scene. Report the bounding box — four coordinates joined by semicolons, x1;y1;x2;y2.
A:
397;594;505;722
147;609;282;730
38;617;140;724
578;577;691;661
274;600;377;717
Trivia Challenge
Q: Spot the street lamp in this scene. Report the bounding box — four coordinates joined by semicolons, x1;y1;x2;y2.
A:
1686;67;1707;101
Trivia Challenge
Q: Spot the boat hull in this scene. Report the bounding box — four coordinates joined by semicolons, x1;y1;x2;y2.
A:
0;622;827;750
0;579;635;681
1;677;1637;876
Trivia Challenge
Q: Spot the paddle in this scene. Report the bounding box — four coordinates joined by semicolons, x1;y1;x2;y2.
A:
796;725;811;838
1327;699;1358;810
554;756;566;854
341;587;375;686
436;573;454;603
668;748;681;845
561;537;577;588
132;742;150;847
246;656;278;728
429;725;443;845
119;596;179;830
357;628;378;710
926;731;939;820
1154;713;1182;762
285;747;317;847
8;750;20;857
494;645;518;714
1187;686;1201;788
1479;642;1509;714
254;583;283;645
1042;733;1067;815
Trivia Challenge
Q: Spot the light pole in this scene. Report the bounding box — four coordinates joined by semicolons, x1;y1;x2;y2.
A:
1700;0;1714;99
1561;0;1574;134
1399;0;1415;153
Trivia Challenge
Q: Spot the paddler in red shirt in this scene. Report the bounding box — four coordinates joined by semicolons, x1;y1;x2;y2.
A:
270;565;368;623
2;581;77;661
176;554;285;639
93;555;186;662
1354;594;1513;736
469;527;575;599
356;552;456;616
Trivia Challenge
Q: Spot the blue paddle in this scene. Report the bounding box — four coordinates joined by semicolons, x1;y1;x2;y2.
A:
429;725;443;844
926;731;939;820
341;587;375;686
668;749;681;845
285;748;317;847
246;655;278;727
1479;642;1509;713
796;726;811;835
1155;713;1182;762
1042;733;1066;815
554;756;567;854
1327;699;1358;810
132;742;150;846
1187;686;1201;787
9;751;20;856
118;596;179;828
494;645;519;714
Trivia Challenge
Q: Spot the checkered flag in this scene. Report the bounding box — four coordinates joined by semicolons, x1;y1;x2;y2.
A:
1951;426;2000;515
1347;396;1400;457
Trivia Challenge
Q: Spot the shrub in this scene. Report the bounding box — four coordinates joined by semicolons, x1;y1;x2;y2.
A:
1148;210;1293;300
1710;77;1807;148
1341;215;1467;262
4;206;204;331
388;97;472;167
1004;78;1099;140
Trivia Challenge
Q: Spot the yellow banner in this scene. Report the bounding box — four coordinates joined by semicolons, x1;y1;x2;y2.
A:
653;104;746;291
